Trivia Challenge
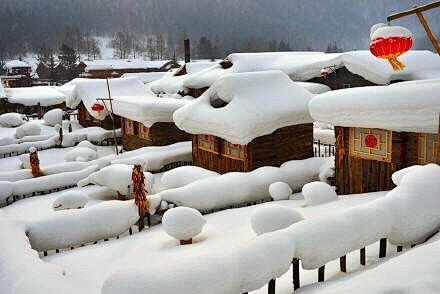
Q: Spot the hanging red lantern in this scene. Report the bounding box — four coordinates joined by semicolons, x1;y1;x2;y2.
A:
91;103;105;116
220;59;233;69
321;68;329;79
369;23;413;71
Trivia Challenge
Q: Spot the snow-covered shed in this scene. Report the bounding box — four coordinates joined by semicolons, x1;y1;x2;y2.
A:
174;70;314;173
2;60;32;87
183;50;440;94
78;59;180;79
309;78;440;195
64;77;149;130
0;86;67;117
111;95;191;150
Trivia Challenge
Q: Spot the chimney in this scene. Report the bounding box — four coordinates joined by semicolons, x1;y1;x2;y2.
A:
184;39;191;63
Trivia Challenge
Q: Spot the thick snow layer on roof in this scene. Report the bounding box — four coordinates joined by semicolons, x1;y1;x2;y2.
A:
295;82;331;94
84;59;171;71
4;60;30;69
309;78;440;133
183;50;440;89
3;86;66;106
121;72;167;84
174;70;314;144
65;77;149;119
185;61;218;74
111;95;189;126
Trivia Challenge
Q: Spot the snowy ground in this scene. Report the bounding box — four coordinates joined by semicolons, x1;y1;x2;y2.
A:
3;189;418;293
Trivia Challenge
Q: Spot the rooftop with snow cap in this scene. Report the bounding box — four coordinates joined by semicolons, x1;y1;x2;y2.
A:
110;95;191;127
173;70;314;145
64;77;149;120
309;78;440;134
83;59;175;71
3;60;31;69
183;50;440;89
3;86;67;106
121;72;168;84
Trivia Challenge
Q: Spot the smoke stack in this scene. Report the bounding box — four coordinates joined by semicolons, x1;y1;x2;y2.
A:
184;39;191;63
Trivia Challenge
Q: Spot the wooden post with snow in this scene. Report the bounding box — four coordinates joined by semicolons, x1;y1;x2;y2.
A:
29;147;43;178
132;164;149;232
379;238;387;258
267;279;276;294
292;258;300;290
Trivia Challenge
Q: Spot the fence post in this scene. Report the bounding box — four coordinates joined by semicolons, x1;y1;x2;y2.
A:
360;247;366;265
268;279;276;294
292;258;300;290
379;238;387;258
339;255;346;272
318;266;325;282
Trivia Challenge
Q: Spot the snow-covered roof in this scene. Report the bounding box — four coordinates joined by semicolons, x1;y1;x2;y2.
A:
295;82;331;95
3;86;67;106
121;72;167;84
4;60;31;69
183;50;440;89
309;78;440;134
83;59;172;71
111;95;191;127
174;70;314;145
64;77;149;120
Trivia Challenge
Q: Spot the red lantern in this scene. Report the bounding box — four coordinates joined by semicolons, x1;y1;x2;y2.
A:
220;59;233;69
370;24;413;71
321;68;329;79
91;103;104;116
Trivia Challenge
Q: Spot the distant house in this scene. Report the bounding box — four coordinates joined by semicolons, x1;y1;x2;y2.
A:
309;79;440;195
174;71;315;174
110;95;191;151
78;59;180;79
64;77;150;130
1;60;32;87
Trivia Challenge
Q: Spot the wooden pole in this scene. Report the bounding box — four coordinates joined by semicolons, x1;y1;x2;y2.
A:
292;258;300;290
360;247;366;265
415;9;440;54
103;77;119;155
339;255;347;272
184;39;191;63
379;238;387;258
318;266;325;282
268;279;276;294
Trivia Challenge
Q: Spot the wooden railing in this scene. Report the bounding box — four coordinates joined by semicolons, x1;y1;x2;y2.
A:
314;140;335;157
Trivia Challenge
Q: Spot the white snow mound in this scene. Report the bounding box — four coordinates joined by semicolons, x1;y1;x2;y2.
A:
160;166;220;190
302;181;337;206
43;109;63;126
269;182;292;201
251;205;303;235
53;191;88;211
162;207;206;241
15;123;41;139
392;165;422;186
64;147;98;162
0;113;24;127
77;140;98;151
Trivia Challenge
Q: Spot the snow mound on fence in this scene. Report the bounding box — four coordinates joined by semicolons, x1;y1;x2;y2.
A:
27;200;139;251
0;137;16;146
43;109;63;126
149;157;329;214
160;166;219;190
64;147;98;162
15;122;41;139
78;164;133;194
302;181;338;206
392;165;422;186
269;182;292;201
53;191;88;211
251;205;303;235
77;140;98;151
162;207;206;241
0;113;25;127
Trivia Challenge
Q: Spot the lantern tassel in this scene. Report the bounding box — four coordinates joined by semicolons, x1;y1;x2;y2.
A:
387;57;406;71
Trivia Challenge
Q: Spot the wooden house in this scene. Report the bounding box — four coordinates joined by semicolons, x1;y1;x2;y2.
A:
174;71;315;174
110;95;191;151
79;59;180;79
1;60;32;88
309;79;440;195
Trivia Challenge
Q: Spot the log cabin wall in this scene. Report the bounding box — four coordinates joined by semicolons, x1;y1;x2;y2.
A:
192;124;314;174
77;102;120;130
335;127;438;195
121;119;190;151
307;67;376;90
187;87;209;98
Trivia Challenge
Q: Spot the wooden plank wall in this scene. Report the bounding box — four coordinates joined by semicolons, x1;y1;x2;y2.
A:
77;103;120;130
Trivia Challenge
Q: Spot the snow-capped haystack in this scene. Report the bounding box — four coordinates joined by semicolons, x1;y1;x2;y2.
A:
53;191;88;211
0;113;25;127
78;164;133;195
386;164;440;246
268;182;292;201
15;123;41;139
160;166;220;190
309;79;440;134
77;140;98;151
174;70;313;145
392;165;422;186
64;147;98;162
162;207;206;243
43;109;63;127
251;205;303;235
302;181;337;206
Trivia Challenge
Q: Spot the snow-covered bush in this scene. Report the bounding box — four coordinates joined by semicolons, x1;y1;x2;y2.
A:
0;113;24;127
302;181;337;206
268;182;292;201
391;165;421;186
43;109;63;126
53;191;88;211
64;147;98;162
387;164;440;246
15;123;41;139
0;137;16;146
77;140;98;151
162;207;206;242
251;205;303;235
78;164;133;194
160;166;219;190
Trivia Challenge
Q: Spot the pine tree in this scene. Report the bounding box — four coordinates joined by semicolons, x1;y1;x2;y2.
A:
58;44;78;80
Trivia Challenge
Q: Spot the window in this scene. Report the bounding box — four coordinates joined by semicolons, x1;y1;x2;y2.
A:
418;134;438;164
197;134;219;154
138;123;152;141
124;118;135;135
222;141;246;161
349;127;392;162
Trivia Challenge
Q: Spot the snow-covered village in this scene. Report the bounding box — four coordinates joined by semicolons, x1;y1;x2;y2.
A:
0;1;439;293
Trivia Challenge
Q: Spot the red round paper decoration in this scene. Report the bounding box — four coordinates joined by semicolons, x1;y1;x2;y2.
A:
91;103;104;112
364;134;378;148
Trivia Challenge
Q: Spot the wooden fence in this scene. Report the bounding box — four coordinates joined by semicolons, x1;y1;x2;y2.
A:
314;140;335;157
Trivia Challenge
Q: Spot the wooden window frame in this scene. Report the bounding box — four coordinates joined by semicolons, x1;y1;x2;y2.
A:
221;141;247;161
418;133;438;164
138;122;152;141
349;127;392;162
